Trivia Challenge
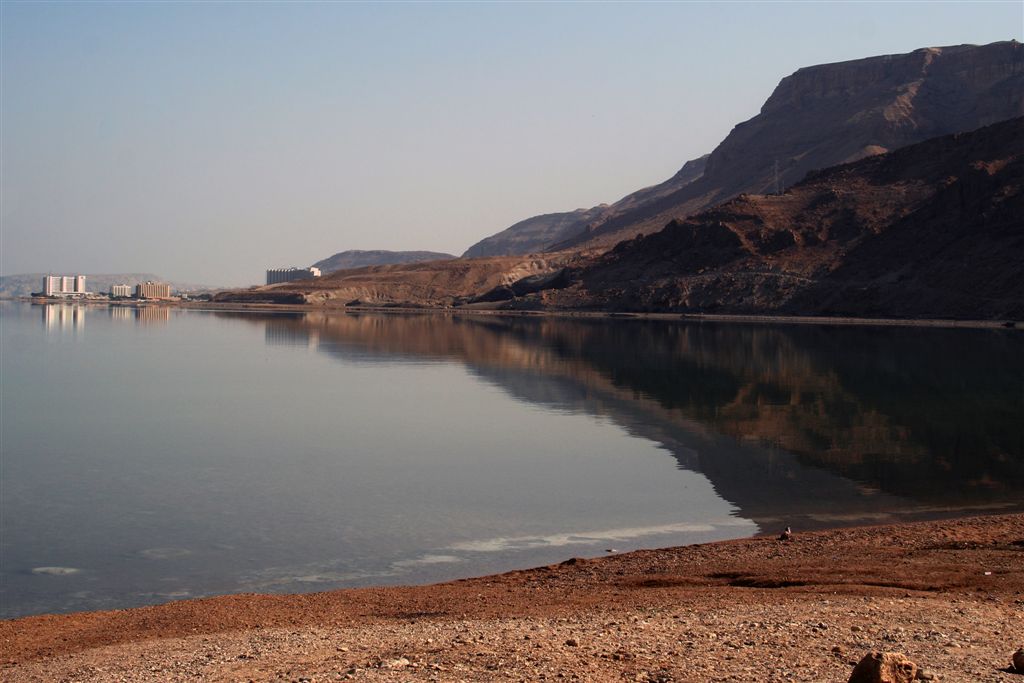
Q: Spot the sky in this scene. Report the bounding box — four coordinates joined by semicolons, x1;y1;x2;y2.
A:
1;1;1020;286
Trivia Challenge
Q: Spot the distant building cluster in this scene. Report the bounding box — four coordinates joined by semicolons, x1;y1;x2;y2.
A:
105;281;172;299
266;267;321;285
43;274;87;296
40;274;175;301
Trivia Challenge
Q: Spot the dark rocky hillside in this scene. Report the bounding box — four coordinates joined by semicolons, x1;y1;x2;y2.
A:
545;117;1023;319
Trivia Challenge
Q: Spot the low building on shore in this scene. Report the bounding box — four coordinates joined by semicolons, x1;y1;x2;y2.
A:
110;284;133;298
266;267;321;285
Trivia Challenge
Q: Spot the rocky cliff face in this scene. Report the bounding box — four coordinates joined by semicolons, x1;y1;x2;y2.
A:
462;154;708;257
545;117;1023;319
312;250;455;274
553;40;1023;251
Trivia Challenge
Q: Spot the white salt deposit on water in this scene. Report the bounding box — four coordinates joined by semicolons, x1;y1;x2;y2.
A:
31;567;81;576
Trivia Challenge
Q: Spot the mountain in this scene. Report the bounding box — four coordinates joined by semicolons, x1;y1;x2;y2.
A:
462;154;708;257
312;250;456;274
0;273;216;298
540;117;1023;319
217;119;1023;318
552;40;1023;252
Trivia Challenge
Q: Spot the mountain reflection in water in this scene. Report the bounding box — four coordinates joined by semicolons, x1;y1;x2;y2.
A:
241;311;1024;528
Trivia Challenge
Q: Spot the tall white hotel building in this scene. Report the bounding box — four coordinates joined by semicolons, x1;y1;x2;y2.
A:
43;275;87;296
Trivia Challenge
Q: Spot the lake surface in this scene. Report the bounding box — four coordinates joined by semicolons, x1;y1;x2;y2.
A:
2;302;1022;618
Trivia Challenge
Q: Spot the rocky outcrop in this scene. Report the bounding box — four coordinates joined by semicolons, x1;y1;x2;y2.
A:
848;652;918;683
312;250;455;275
461;155;708;257
543;117;1023;320
553;40;1023;251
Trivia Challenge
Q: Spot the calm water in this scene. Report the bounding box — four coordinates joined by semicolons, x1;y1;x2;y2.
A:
1;302;1022;618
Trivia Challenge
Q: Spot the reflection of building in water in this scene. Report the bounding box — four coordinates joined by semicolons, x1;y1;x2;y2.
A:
110;284;132;298
109;306;133;322
266;267;321;285
42;304;85;331
264;318;320;348
134;306;170;324
43;274;87;296
135;282;171;299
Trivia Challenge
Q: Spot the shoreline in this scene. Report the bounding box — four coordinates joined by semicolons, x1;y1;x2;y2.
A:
10;296;1020;330
5;512;1023;681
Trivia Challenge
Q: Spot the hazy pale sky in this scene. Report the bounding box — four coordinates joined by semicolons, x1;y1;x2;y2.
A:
2;2;1020;285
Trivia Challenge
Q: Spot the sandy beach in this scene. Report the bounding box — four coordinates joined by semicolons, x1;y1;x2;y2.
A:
3;513;1023;682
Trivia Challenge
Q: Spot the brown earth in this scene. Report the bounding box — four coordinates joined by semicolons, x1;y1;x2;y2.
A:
3;514;1023;682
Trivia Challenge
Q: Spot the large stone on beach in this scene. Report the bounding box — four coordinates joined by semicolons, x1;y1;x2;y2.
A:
1012;648;1024;672
848;652;917;683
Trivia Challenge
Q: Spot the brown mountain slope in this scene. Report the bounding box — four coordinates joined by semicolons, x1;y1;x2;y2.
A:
541;117;1023;319
461;154;708;257
553;40;1023;252
311;250;456;275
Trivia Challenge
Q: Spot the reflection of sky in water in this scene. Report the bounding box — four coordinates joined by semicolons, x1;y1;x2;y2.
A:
2;303;1021;618
1;303;748;617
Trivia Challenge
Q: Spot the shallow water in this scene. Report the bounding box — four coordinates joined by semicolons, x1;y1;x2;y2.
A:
2;302;1022;618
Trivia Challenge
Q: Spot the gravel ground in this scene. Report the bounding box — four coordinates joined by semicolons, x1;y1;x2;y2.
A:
4;514;1023;682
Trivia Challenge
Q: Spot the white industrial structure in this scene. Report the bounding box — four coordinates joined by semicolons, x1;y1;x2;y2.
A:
266;267;321;285
43;274;88;297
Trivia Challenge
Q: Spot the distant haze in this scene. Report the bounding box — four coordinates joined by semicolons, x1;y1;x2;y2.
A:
1;2;1019;285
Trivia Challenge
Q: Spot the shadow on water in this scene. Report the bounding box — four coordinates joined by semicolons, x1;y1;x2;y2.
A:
227;310;1024;530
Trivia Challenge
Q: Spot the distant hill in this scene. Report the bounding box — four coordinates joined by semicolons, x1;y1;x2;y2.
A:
312;250;456;274
552;40;1024;252
462;155;708;258
0;273;216;298
544;117;1024;319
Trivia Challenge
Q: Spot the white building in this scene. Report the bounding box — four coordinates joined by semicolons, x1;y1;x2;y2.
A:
266;267;321;285
110;284;133;298
43;274;87;296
